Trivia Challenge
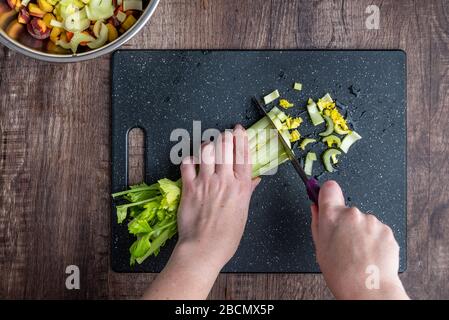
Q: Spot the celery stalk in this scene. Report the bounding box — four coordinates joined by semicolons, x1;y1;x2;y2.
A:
251;134;285;175
247;107;282;141
250;128;278;153
115;105;298;266
252;152;289;177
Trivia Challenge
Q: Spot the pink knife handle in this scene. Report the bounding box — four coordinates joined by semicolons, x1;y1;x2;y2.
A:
306;178;320;205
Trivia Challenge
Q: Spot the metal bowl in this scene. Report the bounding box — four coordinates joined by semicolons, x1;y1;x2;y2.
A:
0;0;160;62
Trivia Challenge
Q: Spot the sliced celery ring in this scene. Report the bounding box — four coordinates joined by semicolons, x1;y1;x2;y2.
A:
319;115;334;136
299;138;316;151
323;148;342;173
322;134;342;148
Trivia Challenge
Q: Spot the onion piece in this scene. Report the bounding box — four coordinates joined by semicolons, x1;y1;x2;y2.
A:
123;0;143;11
116;10;127;23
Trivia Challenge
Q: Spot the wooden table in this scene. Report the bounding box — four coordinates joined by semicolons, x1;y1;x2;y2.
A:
1;0;448;299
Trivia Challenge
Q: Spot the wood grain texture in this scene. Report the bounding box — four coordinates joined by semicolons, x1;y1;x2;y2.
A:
1;0;448;299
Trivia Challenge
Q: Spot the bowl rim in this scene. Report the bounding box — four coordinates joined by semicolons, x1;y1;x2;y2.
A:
0;0;160;63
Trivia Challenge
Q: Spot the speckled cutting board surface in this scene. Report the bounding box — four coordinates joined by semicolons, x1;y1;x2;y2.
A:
111;50;406;273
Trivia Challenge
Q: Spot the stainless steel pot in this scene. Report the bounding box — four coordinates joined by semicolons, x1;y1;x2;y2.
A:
0;0;160;62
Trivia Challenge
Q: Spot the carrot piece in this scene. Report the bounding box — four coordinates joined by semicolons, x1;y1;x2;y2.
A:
66;31;74;41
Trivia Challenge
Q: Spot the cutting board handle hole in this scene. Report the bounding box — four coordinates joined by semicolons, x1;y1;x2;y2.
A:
128;127;145;185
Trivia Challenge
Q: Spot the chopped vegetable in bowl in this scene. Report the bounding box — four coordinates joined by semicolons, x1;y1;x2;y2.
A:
1;0;145;54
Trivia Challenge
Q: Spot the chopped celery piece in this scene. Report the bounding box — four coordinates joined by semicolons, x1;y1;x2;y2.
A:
50;19;64;28
322;134;342;148
317;93;334;112
279;99;294;109
340;131;362;153
250;128;277;152
116;11;127;23
276;110;288;122
299;138;316;150
319;115;334;136
304;152;317;176
69;32;95;53
86;0;114;21
263;90;280;105
307;99;324;126
269;115;292;148
247;107;283;141
323;149;342;172
285;116;303;129
334;123;351;135
290;130;301;143
293;82;302;91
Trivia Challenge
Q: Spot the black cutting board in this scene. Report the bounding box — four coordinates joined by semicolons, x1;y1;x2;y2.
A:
111;50;407;273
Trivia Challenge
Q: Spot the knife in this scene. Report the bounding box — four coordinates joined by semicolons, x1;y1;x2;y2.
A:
252;97;320;205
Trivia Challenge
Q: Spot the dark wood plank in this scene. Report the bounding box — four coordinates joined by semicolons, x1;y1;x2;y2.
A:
427;0;449;299
0;52;111;298
1;0;448;299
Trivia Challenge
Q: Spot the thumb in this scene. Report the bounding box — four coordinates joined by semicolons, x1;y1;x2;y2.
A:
319;180;345;208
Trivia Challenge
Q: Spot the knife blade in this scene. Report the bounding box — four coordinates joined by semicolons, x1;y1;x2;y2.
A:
251;97;320;204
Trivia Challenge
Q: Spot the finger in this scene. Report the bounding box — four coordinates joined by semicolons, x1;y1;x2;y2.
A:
233;124;251;178
199;142;216;176
180;156;196;183
318;180;345;208
215;130;234;175
251;177;261;193
310;204;319;245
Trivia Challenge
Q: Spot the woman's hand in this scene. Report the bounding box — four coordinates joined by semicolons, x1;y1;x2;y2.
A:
176;125;260;269
143;125;260;300
311;181;409;300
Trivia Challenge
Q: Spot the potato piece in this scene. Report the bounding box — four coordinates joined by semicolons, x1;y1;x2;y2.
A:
121;14;136;31
37;0;53;13
106;23;118;42
49;26;62;43
0;9;17;29
6;20;25;40
28;3;46;18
